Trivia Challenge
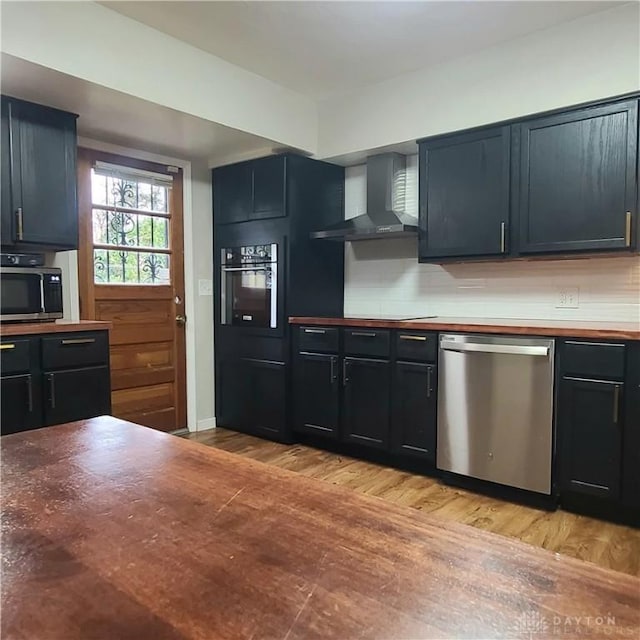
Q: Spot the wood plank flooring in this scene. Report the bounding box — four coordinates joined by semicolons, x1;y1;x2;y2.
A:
185;427;640;577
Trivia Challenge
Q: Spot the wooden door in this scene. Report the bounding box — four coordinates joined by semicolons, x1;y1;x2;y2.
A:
558;377;623;499
391;361;436;462
77;149;187;432
517;100;638;254
342;356;390;450
419;126;510;259
293;352;340;440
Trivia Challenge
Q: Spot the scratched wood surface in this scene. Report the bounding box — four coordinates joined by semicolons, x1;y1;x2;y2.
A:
2;416;639;640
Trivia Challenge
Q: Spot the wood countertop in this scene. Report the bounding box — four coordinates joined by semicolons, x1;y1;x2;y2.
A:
290;316;640;340
2;416;638;639
0;320;111;337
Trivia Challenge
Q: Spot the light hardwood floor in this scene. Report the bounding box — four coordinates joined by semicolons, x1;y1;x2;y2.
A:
184;428;640;577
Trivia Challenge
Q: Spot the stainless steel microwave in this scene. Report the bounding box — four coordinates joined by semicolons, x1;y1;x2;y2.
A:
0;267;64;322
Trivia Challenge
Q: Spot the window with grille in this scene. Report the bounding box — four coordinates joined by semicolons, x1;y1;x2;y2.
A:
91;161;173;285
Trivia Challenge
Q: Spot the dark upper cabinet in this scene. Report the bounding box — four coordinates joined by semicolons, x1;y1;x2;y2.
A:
43;365;111;426
419;126;510;259
251;156;286;220
212;162;252;225
1;96;78;250
293;352;339;439
516;100;638;255
343;356;390;450
213;155;286;225
391;361;436;462
558;377;622;499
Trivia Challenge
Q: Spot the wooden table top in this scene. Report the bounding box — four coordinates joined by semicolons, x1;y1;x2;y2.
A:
2;416;639;640
0;320;111;337
289;316;640;340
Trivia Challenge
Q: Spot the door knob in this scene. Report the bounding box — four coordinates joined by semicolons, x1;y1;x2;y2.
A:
176;314;187;325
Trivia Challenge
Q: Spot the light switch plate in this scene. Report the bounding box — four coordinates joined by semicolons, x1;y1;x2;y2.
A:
556;287;579;308
198;279;213;296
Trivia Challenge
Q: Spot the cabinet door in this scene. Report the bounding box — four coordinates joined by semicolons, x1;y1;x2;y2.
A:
44;366;111;426
558;377;623;499
419;126;510;259
293;352;339;439
343;357;390;450
251;156;286;220
1;99;13;244
244;358;287;438
213;162;252;225
517;100;638;254
0;374;40;435
9;99;78;248
623;343;640;509
391;362;436;462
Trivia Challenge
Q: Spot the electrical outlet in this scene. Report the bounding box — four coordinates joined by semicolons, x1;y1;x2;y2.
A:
556;287;579;308
198;279;213;296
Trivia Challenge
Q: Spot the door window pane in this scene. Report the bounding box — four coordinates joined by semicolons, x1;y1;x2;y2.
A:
94;249;170;285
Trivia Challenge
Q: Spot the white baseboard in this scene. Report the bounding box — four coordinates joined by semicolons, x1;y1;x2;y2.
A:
195;417;217;432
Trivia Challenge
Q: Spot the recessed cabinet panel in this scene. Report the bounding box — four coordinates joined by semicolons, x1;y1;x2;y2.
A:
559;377;622;499
293;352;339;439
419;127;510;259
251;156;286;220
0;374;40;435
517;101;638;254
213;162;252;225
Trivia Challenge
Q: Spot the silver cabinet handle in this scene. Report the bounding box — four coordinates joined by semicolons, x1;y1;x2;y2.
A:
26;376;33;413
304;328;326;335
500;221;506;253
351;331;377;338
426;366;432;398
399;334;427;342
330;356;337;384
613;385;621;424
625;211;632;247
16;207;24;241
222;266;270;272
343;359;349;386
48;374;56;409
441;341;549;357
61;338;95;346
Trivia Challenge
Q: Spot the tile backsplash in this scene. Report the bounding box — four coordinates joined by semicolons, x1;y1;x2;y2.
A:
343;160;640;323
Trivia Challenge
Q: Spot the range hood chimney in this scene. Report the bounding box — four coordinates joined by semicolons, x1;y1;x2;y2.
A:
311;152;418;241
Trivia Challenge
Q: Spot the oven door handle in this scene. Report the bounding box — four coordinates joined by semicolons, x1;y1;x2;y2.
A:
221;266;272;272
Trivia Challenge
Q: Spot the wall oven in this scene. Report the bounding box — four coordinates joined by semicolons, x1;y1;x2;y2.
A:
0;267;64;322
220;243;278;329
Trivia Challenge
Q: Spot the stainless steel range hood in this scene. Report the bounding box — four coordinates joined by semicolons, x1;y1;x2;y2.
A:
311;153;418;241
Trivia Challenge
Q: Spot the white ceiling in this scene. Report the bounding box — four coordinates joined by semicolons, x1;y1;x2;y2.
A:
0;54;278;164
101;1;621;99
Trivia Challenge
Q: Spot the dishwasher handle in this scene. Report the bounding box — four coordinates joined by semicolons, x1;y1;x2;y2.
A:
440;340;550;357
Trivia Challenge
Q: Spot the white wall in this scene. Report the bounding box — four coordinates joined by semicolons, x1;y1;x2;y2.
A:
1;1;317;153
319;3;640;159
344;161;640;323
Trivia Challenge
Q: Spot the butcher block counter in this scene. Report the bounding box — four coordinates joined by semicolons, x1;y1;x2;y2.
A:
0;320;111;336
290;315;640;340
2;416;639;639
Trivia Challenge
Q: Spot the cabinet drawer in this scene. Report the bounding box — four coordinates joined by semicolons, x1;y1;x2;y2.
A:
298;326;339;353
344;328;390;358
0;338;31;374
561;340;625;380
42;332;109;370
395;332;437;362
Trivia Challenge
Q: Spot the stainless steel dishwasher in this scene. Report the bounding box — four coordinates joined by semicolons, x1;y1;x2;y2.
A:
437;333;555;495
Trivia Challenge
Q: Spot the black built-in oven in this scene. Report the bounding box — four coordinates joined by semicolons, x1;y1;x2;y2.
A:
220;243;278;329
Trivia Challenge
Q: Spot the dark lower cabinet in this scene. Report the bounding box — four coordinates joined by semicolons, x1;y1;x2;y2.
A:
0;331;111;436
43;366;111;426
558;377;622;499
243;358;287;438
343;357;390;450
623;343;640;510
391;361;436;463
0;373;40;435
293;352;339;439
